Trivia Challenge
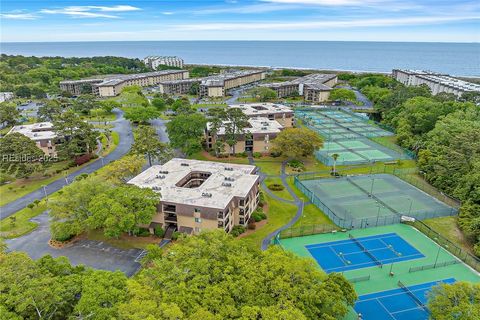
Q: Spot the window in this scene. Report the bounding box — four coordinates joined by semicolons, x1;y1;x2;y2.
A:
194;217;202;223
194;208;200;213
195;227;201;233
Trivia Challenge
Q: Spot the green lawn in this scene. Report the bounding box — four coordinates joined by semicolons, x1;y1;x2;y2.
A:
423;216;475;255
86;229;161;249
241;191;298;247
293;204;333;227
0;201;48;239
263;177;294;201
254;159;284;175
189;151;250;164
81;112;116;122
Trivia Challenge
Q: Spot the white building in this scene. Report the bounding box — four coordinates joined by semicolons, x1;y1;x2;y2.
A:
8;122;58;156
144;56;184;69
0;92;14;103
392;69;480;97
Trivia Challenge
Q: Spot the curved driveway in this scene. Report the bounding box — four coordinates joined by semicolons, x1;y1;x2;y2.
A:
0;109;133;219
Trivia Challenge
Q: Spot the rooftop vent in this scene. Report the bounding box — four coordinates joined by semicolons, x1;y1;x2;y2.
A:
222;182;232;187
180;163;189;167
152;186;161;191
201;192;213;197
156;175;166;179
159;170;169;174
261;127;268;130
225;167;234;171
224;177;235;181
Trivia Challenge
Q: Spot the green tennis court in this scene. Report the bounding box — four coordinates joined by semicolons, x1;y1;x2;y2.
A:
296;173;458;229
278;224;480;297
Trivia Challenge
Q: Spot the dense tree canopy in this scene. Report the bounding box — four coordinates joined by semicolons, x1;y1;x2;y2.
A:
272;127;323;159
166;112;207;156
428;282;480;320
0;102;20;127
0;231;356;319
0;55;148;96
135;231;356;319
329;88;356;102
0;132;46;178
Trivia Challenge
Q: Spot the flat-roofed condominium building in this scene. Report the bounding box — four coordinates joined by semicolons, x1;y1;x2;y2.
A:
60;70;189;97
392;69;480;96
144;56;184;69
261;73;338;102
229;103;294;128
206;117;285;154
8;122;58;156
128;158;260;235
200;70;266;97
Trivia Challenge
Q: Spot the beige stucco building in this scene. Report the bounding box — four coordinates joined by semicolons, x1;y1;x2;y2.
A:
128;158;260;235
392;69;480;97
59;70;189;97
261;73;338;102
229;103;294;128
199;70;266;97
8;122;58;157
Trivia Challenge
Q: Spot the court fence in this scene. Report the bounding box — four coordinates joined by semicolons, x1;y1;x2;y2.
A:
368;136;417;160
295;165;461;210
347;275;371;283
408;260;459;273
405;220;480;273
278;224;340;239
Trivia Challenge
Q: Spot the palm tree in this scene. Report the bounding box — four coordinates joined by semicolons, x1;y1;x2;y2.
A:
331;153;339;175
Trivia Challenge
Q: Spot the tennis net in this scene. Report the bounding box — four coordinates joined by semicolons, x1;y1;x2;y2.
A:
397;281;428;311
346;176;400;216
348;234;383;267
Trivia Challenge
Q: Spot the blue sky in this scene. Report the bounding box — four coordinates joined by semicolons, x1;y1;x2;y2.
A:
1;1;479;42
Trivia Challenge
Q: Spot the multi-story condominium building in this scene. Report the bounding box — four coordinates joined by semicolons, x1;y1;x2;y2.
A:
0;92;14;103
59;79;104;96
144;56;184;69
392;69;480;96
8;122;58;156
59;70;189;97
261;73;338;102
206;117;285;154
229;103;294;128
158;79;201;95
199;70;266;97
128;158;260;235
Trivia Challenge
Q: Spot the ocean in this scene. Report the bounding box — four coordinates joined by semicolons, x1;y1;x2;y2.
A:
1;41;479;76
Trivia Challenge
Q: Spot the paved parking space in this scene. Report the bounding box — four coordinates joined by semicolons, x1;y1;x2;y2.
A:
6;212;142;276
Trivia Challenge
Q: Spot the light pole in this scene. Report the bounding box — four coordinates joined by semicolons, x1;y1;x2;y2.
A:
369;178;375;197
100;156;104;166
408;198;413;216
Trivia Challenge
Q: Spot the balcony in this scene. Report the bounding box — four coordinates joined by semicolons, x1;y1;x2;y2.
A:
164;214;177;222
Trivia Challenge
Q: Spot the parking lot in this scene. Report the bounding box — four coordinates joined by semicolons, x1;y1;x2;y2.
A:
6;212;143;276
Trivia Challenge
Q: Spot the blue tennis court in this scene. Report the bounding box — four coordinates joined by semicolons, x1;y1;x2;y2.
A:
355;278;456;320
305;233;424;273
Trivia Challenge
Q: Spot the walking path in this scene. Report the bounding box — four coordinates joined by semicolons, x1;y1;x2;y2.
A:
257;159;307;250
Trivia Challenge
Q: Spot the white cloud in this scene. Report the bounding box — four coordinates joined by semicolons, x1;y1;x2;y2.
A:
0;13;38;20
176;15;480;31
261;0;380;6
40;5;141;18
161;12;174;15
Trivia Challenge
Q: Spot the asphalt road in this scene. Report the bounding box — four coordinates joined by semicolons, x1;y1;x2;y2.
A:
0;109;134;219
6;212;142;276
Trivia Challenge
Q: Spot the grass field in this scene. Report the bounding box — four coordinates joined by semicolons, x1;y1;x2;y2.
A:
0;200;48;238
264;177;294;201
423;216;475;255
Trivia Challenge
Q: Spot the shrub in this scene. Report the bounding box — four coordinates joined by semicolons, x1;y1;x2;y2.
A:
0;173;14;185
27;203;35;209
247;218;256;230
258;190;265;207
171;231;182;241
230;225;246;237
270;151;282;157
55;169;62;174
287;159;304;169
252;152;262;158
268;183;284;191
75;173;89;181
237;152;248;158
136;228;151;237
154;227;165;238
252;210;267;222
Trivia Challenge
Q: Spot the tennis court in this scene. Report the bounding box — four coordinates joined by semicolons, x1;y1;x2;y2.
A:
296;173;457;228
355;278;456;320
306;233;424;273
296;108;410;165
